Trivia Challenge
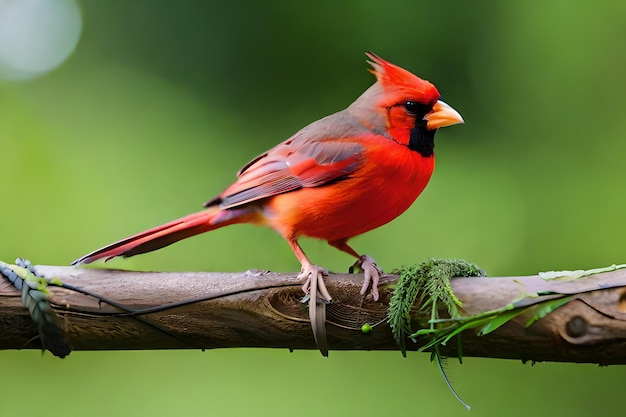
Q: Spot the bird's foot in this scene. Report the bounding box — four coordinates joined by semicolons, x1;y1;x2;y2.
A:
299;264;332;302
298;264;331;356
349;254;383;301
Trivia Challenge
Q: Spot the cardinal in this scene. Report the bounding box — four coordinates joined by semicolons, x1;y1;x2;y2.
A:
72;52;463;304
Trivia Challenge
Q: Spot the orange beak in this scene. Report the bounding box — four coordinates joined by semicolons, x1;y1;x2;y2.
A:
425;100;464;130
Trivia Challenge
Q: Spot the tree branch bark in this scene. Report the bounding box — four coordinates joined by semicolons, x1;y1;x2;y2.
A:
2;264;626;364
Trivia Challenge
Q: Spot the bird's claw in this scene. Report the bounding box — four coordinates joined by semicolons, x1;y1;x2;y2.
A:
349;254;383;301
298;264;330;356
299;264;332;302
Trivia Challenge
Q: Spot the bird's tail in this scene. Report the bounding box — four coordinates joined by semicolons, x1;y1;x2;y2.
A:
71;206;253;265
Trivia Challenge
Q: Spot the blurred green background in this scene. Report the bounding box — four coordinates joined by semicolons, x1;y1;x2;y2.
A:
1;1;626;416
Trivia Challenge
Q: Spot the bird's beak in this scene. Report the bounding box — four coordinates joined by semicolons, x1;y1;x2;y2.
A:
425;100;464;130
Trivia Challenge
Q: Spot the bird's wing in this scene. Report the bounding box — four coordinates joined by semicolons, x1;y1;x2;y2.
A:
205;137;366;209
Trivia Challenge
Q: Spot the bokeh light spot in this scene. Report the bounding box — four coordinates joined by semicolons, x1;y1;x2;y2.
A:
0;0;82;81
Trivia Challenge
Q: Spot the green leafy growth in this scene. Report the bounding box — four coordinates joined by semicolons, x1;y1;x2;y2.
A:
478;307;524;336
387;259;485;356
0;259;71;358
409;295;573;353
387;259;484;409
525;297;572;328
387;259;625;409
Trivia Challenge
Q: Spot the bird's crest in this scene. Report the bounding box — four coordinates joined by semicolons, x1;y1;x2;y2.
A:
366;52;440;105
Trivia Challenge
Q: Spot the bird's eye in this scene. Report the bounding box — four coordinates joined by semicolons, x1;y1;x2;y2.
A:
404;101;429;117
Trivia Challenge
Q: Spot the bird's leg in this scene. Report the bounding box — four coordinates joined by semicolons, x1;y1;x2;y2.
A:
328;239;383;301
287;237;330;356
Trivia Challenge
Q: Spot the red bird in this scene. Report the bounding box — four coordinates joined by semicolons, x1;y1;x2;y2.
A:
72;53;463;302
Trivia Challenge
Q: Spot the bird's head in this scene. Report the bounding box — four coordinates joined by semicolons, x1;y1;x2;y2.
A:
349;52;463;157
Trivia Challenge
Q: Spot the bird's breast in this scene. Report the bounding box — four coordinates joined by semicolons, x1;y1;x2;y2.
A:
263;141;434;241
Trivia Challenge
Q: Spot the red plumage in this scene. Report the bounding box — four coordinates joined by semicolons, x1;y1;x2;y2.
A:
72;52;463;301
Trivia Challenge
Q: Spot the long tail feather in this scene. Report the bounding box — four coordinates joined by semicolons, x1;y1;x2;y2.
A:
72;207;250;265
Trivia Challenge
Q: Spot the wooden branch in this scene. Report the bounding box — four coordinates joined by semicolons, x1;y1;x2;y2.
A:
2;265;626;364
